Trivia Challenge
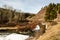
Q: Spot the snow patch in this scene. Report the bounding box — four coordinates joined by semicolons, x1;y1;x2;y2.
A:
5;33;29;40
33;25;40;31
0;33;29;40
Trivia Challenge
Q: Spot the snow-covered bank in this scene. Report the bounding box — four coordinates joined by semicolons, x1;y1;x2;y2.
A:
0;33;29;40
5;33;29;40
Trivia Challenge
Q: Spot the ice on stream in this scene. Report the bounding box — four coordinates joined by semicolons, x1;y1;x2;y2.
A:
0;25;40;40
0;33;29;40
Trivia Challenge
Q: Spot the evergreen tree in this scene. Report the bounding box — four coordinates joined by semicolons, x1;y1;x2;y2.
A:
45;3;57;22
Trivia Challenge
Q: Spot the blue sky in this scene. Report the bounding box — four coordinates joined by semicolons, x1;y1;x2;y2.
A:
0;0;60;14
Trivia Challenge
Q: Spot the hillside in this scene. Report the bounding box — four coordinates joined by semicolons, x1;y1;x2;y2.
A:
37;23;60;40
26;3;60;40
28;7;46;22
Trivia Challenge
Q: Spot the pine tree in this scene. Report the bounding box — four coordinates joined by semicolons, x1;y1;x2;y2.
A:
45;3;57;22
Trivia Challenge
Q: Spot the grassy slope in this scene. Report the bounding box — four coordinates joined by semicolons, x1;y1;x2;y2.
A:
37;23;60;40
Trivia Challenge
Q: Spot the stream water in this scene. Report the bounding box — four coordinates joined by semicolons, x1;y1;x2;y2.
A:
0;25;40;40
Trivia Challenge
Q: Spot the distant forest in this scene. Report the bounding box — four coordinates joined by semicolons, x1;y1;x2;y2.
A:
0;5;35;24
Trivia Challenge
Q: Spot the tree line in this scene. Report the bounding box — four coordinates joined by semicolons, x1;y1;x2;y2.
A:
44;3;60;22
0;7;35;24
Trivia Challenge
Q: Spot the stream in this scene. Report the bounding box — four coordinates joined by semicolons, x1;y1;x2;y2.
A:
0;25;40;40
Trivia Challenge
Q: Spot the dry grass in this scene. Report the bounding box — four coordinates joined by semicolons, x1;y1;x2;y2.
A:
37;23;60;40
